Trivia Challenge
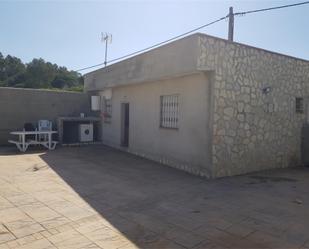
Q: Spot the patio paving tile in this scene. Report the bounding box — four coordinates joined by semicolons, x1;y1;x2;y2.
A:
244;230;298;249
0;224;15;244
0;197;14;211
50;205;95;221
303;240;309;248
82;226;130;248
6;194;38;207
0;208;29;224
0;244;10;249
14;238;56;249
14;235;37;246
39;216;71;230
5;218;45;238
164;227;205;248
225;223;256;238
45;229;80;245
19;205;60;223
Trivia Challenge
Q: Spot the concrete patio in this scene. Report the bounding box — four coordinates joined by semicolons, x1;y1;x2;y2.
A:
0;146;309;249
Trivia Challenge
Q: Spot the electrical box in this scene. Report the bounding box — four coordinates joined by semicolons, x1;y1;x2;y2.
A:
79;124;93;142
91;96;101;111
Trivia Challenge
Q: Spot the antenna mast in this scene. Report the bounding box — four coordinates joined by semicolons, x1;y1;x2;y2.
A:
101;33;112;67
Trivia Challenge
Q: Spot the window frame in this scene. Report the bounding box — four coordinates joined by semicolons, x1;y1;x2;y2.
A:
295;97;304;114
102;97;112;123
159;94;180;130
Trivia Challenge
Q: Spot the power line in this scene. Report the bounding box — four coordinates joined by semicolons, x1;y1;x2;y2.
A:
107;16;228;64
234;1;309;16
76;1;309;72
76;15;228;72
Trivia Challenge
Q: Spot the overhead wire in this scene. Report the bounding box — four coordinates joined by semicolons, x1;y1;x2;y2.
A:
234;1;309;16
76;15;228;72
76;1;309;72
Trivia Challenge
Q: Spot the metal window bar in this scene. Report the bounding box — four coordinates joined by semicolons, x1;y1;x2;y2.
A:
106;99;112;116
296;97;304;113
160;95;179;128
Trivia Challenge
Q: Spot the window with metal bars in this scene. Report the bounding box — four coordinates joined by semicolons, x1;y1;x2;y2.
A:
160;94;179;129
296;97;304;114
102;98;112;123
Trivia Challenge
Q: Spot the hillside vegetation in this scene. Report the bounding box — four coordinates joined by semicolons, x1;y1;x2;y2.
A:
0;52;83;91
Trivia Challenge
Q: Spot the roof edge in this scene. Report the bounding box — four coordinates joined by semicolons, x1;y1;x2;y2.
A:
84;32;308;77
196;32;309;63
83;33;201;77
85;69;209;91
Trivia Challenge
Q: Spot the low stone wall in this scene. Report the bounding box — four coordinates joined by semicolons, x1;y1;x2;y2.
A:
0;87;93;145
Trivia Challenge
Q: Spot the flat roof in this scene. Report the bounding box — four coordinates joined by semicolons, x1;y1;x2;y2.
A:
84;32;308;76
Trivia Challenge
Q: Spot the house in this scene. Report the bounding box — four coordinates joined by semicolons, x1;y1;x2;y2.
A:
84;33;309;178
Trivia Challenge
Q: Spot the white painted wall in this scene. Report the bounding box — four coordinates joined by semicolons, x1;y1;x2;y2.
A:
99;73;212;177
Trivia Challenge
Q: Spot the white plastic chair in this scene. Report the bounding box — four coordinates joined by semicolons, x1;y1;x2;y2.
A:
38;120;52;141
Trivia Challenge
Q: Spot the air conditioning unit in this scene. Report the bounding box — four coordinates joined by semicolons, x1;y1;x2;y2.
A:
79;124;93;142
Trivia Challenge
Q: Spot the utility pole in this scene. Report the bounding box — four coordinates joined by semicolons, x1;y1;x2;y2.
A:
228;7;234;42
101;33;112;67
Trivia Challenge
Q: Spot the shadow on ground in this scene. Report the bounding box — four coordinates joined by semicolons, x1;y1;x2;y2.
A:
32;145;309;248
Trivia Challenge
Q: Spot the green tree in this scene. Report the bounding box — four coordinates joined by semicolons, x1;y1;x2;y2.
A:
0;53;5;85
0;54;26;87
51;69;83;89
0;52;83;91
24;58;57;88
51;75;67;88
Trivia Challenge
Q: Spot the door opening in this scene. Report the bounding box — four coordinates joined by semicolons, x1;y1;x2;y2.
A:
121;103;129;147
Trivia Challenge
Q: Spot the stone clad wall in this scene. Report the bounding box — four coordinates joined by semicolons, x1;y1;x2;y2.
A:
197;34;309;177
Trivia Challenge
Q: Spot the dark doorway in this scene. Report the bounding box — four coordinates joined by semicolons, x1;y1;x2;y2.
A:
121;103;129;147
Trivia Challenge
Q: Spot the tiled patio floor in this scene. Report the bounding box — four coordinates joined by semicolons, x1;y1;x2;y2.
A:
0;145;309;249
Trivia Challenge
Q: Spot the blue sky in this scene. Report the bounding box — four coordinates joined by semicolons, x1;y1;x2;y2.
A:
0;0;308;74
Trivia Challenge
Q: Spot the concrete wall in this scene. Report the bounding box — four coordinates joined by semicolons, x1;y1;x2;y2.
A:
84;34;199;91
98;73;213;177
197;34;309;177
0;87;92;145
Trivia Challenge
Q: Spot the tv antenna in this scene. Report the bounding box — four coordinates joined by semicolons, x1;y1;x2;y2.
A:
101;33;112;67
